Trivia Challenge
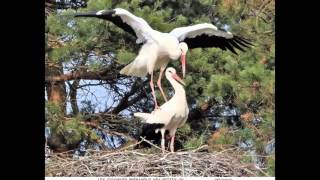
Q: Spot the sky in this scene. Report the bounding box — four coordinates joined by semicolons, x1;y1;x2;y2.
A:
65;80;111;114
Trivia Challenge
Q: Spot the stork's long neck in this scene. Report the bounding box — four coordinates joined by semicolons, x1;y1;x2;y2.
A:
167;75;186;99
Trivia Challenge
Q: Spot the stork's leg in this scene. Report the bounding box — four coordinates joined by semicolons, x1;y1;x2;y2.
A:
170;135;175;153
168;130;176;152
157;66;168;102
160;129;166;153
165;134;171;150
149;72;159;109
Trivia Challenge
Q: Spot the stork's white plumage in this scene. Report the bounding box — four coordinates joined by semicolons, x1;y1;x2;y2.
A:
134;67;189;153
75;8;252;109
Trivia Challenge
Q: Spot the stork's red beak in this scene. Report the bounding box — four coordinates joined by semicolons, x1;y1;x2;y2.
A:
172;73;186;86
180;54;186;78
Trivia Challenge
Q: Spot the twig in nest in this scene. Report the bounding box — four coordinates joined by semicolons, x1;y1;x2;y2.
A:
139;136;170;153
255;165;270;176
192;144;208;152
212;147;239;157
159;152;172;160
46;149;263;177
176;145;208;155
118;140;143;151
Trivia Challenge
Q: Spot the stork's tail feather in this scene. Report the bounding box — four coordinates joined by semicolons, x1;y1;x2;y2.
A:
142;123;165;131
134;112;165;125
120;62;147;77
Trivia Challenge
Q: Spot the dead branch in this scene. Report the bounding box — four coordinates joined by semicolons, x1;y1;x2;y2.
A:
45;69;125;82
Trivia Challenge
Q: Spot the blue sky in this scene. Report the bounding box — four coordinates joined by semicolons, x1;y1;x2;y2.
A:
65;80;111;113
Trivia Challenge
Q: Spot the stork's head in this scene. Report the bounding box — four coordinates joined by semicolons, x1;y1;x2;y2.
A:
166;67;185;86
178;42;188;78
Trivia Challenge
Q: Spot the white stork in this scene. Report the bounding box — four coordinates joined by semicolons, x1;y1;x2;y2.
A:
134;67;189;153
75;8;252;109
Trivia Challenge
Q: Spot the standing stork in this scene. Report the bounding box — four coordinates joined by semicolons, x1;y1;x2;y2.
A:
75;8;252;109
134;67;189;153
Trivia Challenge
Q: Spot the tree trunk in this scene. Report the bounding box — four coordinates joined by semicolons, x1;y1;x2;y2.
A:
69;80;80;115
45;63;67;114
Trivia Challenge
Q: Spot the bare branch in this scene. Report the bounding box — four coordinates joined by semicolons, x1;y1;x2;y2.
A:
110;79;148;114
45;69;125;82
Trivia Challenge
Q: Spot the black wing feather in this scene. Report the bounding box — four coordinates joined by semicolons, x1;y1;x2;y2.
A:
75;10;137;38
235;36;253;46
228;39;245;52
224;41;238;54
183;34;252;54
233;37;251;48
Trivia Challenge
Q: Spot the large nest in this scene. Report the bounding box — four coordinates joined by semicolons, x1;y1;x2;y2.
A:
45;144;263;177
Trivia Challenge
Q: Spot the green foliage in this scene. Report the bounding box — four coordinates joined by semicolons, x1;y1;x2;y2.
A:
206;74;237;102
87;60;104;71
254;138;265;154
86;0;112;11
240;155;252;164
47;10;74;35
184;134;206;150
89;130;100;141
177;123;192;136
266;153;275;176
215;132;237;145
45;101;64;122
57;117;87;145
46;102;99;146
117;49;136;64
260;111;275;139
234;128;254;141
214;132;236;145
185;74;208;103
239;64;268;85
199;0;214;5
182;123;211;150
